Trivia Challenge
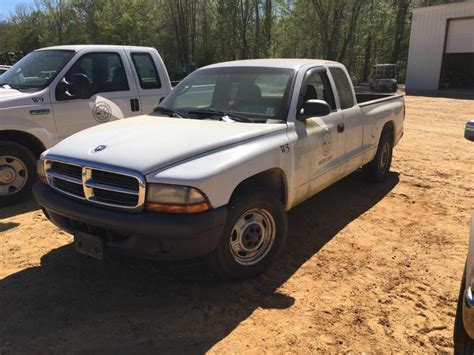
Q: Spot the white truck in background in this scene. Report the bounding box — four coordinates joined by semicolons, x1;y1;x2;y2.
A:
0;45;172;204
34;59;404;279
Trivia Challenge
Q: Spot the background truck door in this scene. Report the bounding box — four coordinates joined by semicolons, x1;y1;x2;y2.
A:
51;49;141;141
328;66;364;174
292;67;346;197
128;50;171;114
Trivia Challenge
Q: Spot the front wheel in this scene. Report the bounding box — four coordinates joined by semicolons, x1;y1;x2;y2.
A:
363;130;393;182
0;141;37;205
391;83;398;92
209;192;287;279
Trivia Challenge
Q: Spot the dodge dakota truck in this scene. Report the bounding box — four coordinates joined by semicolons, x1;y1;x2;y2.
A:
454;120;474;353
33;59;404;279
0;45;172;204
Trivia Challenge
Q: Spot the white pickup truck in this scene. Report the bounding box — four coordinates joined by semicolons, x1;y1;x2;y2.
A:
0;45;172;204
33;59;404;279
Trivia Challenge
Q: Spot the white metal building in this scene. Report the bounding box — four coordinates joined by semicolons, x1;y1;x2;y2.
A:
406;1;474;94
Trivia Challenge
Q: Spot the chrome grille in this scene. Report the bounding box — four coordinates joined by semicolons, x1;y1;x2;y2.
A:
45;157;146;211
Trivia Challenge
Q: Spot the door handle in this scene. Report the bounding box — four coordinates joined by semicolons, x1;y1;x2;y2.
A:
337;123;345;133
130;98;140;112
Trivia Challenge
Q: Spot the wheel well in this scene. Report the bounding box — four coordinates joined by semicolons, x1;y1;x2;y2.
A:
230;169;287;206
382;121;395;144
0;131;46;158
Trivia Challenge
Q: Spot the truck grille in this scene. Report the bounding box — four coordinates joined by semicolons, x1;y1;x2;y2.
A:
45;158;146;211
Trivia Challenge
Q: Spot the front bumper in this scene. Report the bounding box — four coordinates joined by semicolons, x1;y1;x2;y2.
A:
463;285;474;338
33;182;227;260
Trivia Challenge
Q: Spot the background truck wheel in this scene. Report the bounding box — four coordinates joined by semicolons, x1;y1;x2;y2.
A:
0;141;37;205
391;83;398;92
454;266;474;355
363;129;393;182
209;192;287;279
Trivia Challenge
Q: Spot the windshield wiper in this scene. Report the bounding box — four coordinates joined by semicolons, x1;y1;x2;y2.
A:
153;106;187;118
188;108;255;123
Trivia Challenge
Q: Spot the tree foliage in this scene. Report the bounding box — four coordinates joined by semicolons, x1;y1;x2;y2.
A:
0;0;458;81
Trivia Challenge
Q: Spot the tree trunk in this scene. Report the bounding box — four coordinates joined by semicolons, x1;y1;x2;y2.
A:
390;0;411;64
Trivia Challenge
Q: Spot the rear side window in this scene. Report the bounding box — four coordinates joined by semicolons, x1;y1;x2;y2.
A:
329;67;355;110
131;53;162;89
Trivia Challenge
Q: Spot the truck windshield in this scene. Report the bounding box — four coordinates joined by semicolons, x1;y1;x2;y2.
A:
0;50;75;90
158;66;295;122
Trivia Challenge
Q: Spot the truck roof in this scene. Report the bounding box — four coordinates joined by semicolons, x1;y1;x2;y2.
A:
204;58;339;70
36;44;156;52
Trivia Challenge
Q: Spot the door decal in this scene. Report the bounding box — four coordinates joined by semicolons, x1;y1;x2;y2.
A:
321;128;332;156
93;103;112;123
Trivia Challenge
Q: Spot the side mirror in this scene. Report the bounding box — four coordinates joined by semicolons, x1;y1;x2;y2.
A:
465;120;474;142
69;73;91;99
298;99;331;120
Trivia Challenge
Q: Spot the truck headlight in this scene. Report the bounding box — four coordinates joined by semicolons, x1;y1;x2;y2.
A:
37;156;47;185
145;184;210;213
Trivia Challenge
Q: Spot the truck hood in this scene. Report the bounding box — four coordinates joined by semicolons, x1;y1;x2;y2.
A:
47;115;287;174
0;87;26;100
0;86;47;107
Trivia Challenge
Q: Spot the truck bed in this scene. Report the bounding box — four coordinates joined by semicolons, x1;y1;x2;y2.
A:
356;93;401;107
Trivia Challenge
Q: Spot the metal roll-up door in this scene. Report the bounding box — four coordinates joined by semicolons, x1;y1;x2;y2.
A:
445;18;474;54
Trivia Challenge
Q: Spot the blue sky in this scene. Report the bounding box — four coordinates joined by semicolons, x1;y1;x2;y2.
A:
0;0;35;19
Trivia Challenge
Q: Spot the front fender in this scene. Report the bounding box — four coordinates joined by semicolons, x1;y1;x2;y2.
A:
0;114;56;149
1;91;56;149
146;130;291;209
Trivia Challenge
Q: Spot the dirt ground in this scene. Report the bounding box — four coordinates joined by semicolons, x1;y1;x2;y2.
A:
1;95;473;353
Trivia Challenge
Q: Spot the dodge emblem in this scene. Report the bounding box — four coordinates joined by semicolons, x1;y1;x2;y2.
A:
94;145;107;152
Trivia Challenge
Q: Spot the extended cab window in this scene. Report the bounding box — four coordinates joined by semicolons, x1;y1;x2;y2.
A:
329;67;355;110
58;52;129;100
131;52;161;89
302;70;336;111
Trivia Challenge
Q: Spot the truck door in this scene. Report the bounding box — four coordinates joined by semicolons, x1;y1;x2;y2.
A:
292;67;346;196
328;67;364;174
127;50;172;114
51;49;141;141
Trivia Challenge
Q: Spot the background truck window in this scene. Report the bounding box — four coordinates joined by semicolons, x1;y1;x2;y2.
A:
131;52;162;89
65;52;129;96
329;67;355;110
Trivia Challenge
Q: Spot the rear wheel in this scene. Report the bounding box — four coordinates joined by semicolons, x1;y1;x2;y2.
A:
0;142;37;205
363;129;393;182
209;192;287;279
454;266;474;355
391;83;398;92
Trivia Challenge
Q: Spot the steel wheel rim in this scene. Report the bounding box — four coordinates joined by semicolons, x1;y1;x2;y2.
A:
229;208;276;266
380;142;390;172
0;156;28;196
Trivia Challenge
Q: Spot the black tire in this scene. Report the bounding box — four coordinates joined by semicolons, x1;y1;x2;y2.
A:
209;192;287;279
0;141;37;206
363;129;393;182
454;266;474;355
391;83;398;92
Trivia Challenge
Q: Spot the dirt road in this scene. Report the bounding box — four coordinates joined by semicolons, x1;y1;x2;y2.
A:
1;96;473;353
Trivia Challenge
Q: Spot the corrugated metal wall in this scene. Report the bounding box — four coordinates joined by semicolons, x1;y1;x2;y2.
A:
406;1;474;92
